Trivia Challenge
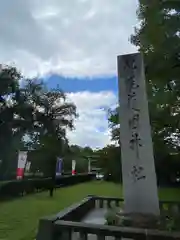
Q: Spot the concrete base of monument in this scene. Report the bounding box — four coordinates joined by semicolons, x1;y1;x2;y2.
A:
105;207;180;232
114;211;160;229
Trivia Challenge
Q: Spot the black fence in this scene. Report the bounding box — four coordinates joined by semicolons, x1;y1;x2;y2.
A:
37;196;180;240
0;173;95;200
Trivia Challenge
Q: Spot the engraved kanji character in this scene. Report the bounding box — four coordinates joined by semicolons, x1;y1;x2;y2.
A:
129;133;142;158
125;75;138;92
131;165;146;182
129;108;140;130
124;57;137;71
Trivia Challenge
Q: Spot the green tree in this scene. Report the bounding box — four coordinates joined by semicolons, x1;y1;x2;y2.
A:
131;0;180;144
107;1;180;184
0;66;78;189
0;66;23;178
23;82;78;196
108;107;120;145
63;145;94;173
95;145;122;183
132;0;180;182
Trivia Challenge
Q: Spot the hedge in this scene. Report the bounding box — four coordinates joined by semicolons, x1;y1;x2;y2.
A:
0;173;95;199
56;173;95;187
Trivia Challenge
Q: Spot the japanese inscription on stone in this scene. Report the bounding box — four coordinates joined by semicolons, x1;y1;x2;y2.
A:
124;56;146;183
118;53;160;215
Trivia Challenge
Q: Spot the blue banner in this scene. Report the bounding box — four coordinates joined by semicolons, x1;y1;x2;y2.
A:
56;157;62;176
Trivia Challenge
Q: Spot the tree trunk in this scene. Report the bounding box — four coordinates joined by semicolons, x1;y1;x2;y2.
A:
49;183;54;197
49;159;56;197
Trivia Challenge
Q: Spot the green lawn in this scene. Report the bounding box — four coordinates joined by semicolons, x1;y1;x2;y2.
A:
0;181;180;240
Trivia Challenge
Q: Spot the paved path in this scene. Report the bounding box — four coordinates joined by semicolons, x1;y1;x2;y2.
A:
76;208;131;240
81;208;107;225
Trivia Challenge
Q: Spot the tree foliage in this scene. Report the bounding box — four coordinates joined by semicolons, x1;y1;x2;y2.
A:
108;1;180;184
131;0;180;145
62;145;95;173
0;66;78;185
95;145;122;182
0;66;22;177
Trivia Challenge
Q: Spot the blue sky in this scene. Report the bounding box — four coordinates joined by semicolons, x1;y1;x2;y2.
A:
0;0;138;148
46;74;118;94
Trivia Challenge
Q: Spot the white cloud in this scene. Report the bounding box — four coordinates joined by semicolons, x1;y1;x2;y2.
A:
0;0;138;148
0;0;138;78
66;91;117;149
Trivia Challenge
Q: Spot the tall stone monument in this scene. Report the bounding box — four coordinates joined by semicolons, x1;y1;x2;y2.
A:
117;53;160;216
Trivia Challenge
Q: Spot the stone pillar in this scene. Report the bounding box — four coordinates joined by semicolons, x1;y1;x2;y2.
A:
117;53;160;215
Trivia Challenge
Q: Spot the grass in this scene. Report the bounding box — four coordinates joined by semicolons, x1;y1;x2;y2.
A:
0;181;180;240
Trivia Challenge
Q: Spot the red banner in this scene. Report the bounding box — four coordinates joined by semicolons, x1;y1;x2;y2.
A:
16;151;27;179
72;169;76;175
16;168;24;179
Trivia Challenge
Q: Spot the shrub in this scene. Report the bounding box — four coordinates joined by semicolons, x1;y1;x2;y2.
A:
0;173;95;199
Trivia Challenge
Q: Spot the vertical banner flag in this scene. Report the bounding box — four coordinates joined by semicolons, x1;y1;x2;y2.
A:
56;157;62;176
25;161;31;172
16;151;27;179
72;160;76;175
